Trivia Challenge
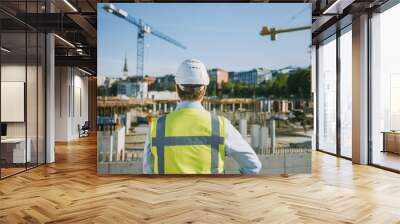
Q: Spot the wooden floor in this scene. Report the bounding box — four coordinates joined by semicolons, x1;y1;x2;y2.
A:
373;151;400;171
1;167;26;178
1;136;400;223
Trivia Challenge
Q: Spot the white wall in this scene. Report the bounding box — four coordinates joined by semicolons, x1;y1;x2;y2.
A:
55;67;69;141
71;73;89;138
54;67;89;141
1;64;26;138
1;63;47;164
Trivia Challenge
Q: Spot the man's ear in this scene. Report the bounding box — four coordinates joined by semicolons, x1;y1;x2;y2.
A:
175;85;180;99
200;86;207;101
203;86;208;95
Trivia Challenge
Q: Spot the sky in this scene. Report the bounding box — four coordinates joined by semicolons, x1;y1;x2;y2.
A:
97;3;311;78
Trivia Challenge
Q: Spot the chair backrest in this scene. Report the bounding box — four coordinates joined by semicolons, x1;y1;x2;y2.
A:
82;121;90;129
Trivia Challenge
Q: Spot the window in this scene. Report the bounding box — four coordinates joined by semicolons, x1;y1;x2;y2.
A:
370;3;400;171
339;27;352;158
317;35;337;154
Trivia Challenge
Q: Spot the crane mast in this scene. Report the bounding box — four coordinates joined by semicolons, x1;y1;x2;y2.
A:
103;4;187;78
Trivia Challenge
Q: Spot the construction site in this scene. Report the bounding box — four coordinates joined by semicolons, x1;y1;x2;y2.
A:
96;3;313;174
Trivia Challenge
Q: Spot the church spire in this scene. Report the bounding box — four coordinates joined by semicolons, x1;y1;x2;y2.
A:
123;54;128;80
123;54;128;72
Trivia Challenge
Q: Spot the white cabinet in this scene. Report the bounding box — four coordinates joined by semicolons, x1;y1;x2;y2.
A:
1;138;32;163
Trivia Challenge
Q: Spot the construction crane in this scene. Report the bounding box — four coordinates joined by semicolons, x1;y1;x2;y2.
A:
103;4;187;78
259;25;311;41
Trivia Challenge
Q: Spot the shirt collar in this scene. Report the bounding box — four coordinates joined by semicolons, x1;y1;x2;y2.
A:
176;101;205;110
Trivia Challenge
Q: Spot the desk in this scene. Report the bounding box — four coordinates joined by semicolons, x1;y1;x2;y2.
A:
1;138;31;164
382;131;400;154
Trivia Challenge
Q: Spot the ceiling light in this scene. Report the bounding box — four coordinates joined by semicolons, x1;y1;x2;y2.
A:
54;34;75;48
323;0;354;15
78;67;92;76
1;47;11;53
323;0;341;14
76;48;84;55
63;0;78;12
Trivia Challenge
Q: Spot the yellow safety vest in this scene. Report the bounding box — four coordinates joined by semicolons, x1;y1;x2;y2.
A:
150;108;225;174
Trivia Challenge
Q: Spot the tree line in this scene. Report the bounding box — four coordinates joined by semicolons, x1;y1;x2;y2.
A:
207;67;311;99
98;67;311;99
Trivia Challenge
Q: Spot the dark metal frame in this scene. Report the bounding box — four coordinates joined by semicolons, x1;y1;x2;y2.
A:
315;44;319;152
367;10;373;165
0;15;2;179
336;18;341;157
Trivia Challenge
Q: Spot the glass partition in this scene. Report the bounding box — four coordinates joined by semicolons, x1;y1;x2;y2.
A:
1;30;28;177
0;1;46;179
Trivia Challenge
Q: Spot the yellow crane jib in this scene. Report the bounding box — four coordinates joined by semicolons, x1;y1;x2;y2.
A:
259;25;311;41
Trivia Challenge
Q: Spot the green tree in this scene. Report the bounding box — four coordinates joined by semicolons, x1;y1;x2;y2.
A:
221;81;233;96
271;74;288;98
108;81;119;96
97;86;107;97
167;84;176;92
207;80;217;97
287;68;311;99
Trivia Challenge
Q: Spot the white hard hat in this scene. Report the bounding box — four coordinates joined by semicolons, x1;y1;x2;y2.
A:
175;59;210;85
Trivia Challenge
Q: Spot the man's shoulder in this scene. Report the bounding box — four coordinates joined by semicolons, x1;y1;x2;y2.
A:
214;115;234;128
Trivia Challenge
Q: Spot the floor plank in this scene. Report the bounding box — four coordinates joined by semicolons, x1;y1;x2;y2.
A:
1;135;400;223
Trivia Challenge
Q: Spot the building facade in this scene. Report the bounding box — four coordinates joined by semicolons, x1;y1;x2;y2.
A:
116;56;148;98
151;74;175;91
232;68;272;84
117;81;148;98
208;68;229;88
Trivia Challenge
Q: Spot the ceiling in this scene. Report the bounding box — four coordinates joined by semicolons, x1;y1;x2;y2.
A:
0;0;97;74
311;0;390;43
0;0;392;75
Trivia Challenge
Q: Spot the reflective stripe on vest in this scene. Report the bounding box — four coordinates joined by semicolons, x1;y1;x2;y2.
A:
151;114;224;174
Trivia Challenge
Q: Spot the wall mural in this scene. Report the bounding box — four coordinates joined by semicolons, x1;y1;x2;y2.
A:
97;3;313;175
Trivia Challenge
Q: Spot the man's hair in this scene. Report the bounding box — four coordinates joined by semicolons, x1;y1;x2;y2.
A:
176;84;206;101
